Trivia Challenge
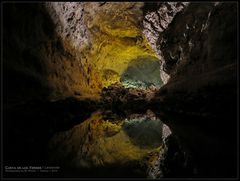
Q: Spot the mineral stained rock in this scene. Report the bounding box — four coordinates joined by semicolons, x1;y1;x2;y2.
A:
2;2;237;178
3;2;159;103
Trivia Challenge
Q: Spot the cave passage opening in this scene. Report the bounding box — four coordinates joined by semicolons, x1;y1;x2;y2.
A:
120;56;164;89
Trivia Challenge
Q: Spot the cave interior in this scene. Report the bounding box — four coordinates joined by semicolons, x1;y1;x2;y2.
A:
2;2;238;179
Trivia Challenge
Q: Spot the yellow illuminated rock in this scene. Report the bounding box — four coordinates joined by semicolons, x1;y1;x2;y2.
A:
74;3;159;97
45;2;160;99
48;111;161;169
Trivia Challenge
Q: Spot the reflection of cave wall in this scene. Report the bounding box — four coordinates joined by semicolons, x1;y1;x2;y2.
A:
48;111;161;177
2;2;238;178
123;116;163;149
144;2;237;178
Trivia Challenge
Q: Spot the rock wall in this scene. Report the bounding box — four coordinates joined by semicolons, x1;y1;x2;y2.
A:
3;3;87;104
158;3;237;81
72;2;158;94
3;2;159;104
144;2;237;86
142;2;189;83
2;2;238;178
147;2;237;177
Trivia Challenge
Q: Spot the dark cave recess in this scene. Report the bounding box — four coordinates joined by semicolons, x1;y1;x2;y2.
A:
2;2;238;179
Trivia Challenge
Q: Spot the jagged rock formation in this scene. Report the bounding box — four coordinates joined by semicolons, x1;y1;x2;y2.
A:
142;2;189;83
145;2;237;178
45;2;160;96
2;1;238;179
3;2;159;103
157;3;237;81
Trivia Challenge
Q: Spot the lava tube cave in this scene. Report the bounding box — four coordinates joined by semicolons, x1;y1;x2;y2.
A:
1;2;238;179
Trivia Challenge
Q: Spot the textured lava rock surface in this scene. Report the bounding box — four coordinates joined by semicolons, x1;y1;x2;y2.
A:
146;2;237;178
2;2;238;179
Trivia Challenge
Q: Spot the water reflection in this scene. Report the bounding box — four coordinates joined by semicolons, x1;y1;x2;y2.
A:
48;110;171;177
123;113;163;149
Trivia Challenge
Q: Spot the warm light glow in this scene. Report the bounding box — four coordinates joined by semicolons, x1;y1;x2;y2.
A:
71;2;160;97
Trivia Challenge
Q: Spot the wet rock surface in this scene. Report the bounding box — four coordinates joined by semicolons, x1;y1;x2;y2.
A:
2;2;238;179
142;2;238;178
